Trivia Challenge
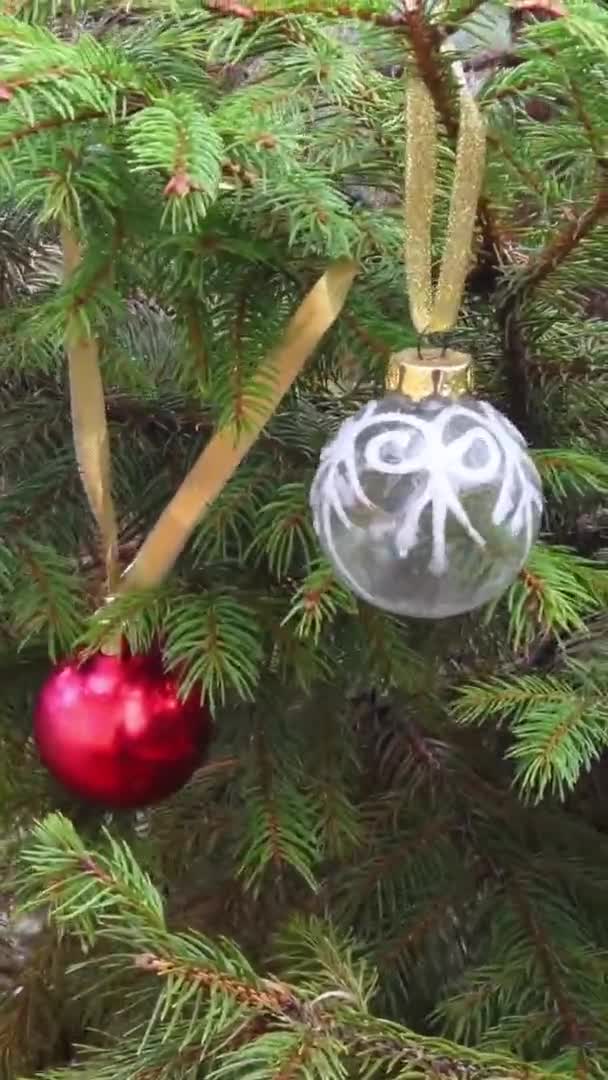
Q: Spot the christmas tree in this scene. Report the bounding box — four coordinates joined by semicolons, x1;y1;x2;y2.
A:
2;0;608;1076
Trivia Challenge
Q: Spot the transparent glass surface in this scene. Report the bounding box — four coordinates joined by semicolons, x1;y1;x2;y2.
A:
310;394;543;619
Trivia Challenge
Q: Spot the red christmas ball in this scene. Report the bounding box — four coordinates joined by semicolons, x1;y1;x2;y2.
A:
34;650;212;809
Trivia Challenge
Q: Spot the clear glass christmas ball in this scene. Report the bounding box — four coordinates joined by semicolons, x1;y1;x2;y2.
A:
310;394;544;619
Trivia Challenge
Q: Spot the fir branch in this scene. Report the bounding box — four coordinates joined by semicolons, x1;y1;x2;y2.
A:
163;593;264;709
495;295;535;440
349;817;452;911
203;0;405;27
15;815;601;1079
250;481;316;580
504;544;608;653
505;691;608;800
568;77;605;160
343;311;391;368
127;95;224;230
378;857;488;964
20;814;166;942
134;951;296;1013
520;169;608;297
508;882;586;1053
346;1023;558;1080
238;708;321;894
283;562;356;644
444;0;503;32
403;3;457;141
0;106;113;150
185;300;209;385
533;448;608;499
453;673;575;727
454;664;608;800
9;539;88;659
253;713;284;884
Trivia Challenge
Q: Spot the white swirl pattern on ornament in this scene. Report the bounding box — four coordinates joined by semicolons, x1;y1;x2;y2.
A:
313;398;543;577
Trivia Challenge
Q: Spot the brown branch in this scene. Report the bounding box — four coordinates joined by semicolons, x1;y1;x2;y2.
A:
379;893;459;962
379;857;488;962
185;304;209;384
394;711;442;767
134;952;297;1012
487;132;544;196
254;712;285;882
443;0;494;32
496;296;539;441
402;4;458;141
497;172;608;440
222;159;259;186
343;311;391;368
377;50;519;82
15;542;65;639
67;217;124;315
509;881;587;1053
568;79;603;159
231;286;249;425
275;1040;313;1080
355;817;451;904
524;178;608;294
0;109;257;192
518;566;545;620
300;573;334;612
204;0;406;26
134;949;547;1080
347;1028;548;1080
0;109;112;150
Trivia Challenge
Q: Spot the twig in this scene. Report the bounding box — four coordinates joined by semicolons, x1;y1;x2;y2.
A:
0;107;258;190
379;856;488;962
443;0;494;32
525;178;608;294
509;881;588;1062
204;0;406;25
496;296;538;441
253;711;285;887
354;817;451;904
0;109;113;150
496;169;608;438
134;952;297;1012
569;78;604;159
403;4;458;140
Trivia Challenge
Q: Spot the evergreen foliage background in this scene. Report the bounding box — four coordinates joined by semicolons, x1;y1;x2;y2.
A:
1;0;608;1076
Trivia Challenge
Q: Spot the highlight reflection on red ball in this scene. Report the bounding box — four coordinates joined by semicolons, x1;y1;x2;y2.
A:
34;651;212;809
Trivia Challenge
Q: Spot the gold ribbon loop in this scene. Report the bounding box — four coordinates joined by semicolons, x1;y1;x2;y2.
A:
61;227;119;595
404;71;486;335
119;258;358;592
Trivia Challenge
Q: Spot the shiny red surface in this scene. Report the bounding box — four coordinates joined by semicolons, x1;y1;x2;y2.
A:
34;651;212;808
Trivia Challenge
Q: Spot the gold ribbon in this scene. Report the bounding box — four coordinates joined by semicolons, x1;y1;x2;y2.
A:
404;68;486;334
62;227;119;597
119;258;357;592
63;228;355;606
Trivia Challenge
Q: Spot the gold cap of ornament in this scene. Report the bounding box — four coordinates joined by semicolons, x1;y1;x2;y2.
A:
385;347;472;402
